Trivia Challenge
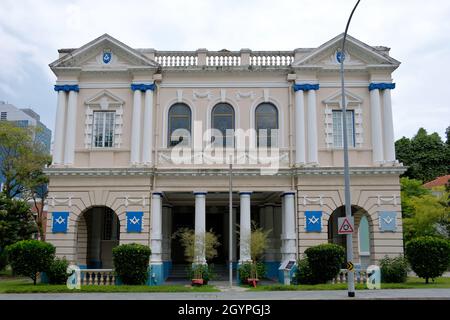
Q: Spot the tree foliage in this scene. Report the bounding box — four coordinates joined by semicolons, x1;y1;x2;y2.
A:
395;128;450;182
0;193;37;251
406;236;450;283
400;177;450;243
6;239;55;284
0;122;51;240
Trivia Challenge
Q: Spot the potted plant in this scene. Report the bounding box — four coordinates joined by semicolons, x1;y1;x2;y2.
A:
173;228;220;286
238;222;270;287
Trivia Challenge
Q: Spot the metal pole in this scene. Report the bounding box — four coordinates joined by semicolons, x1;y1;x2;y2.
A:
229;157;233;287
340;0;361;298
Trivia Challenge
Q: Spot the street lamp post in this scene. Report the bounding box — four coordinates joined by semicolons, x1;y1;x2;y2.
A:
340;0;361;298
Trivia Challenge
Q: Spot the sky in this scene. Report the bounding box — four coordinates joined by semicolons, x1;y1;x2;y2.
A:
0;0;449;141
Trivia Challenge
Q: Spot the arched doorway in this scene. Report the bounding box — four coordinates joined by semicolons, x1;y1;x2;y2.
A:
76;206;120;269
328;205;373;269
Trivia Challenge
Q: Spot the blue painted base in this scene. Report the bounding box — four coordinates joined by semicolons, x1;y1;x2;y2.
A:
163;261;172;280
264;261;280;280
148;263;164;286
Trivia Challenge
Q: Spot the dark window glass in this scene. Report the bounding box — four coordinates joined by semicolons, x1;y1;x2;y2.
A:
168;103;191;147
255;103;278;147
212;103;235;147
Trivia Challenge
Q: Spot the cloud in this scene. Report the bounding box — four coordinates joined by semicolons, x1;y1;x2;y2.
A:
0;0;448;140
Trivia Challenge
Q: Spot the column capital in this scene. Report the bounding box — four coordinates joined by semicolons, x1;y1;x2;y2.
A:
368;82;395;91
131;83;156;92
293;83;320;92
152;191;164;197
239;191;253;196
281;191;296;197
193;191;208;196
54;84;79;92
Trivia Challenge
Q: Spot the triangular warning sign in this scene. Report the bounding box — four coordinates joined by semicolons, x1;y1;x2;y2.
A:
338;217;354;234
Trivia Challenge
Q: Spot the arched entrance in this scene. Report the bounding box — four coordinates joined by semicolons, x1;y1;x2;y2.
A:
76;206;120;269
328;205;373;269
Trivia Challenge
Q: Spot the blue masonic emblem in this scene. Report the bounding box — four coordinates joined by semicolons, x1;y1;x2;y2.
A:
126;212;143;233
379;211;397;232
52;212;69;233
103;52;112;64
305;211;322;232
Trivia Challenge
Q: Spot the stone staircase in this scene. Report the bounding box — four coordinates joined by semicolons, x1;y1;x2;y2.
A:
168;263;233;280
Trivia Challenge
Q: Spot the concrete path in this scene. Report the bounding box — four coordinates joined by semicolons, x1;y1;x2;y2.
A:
0;289;449;300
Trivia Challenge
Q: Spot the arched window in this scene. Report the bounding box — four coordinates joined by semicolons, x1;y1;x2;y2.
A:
255;103;278;147
168;103;191;147
212;103;235;147
358;215;370;255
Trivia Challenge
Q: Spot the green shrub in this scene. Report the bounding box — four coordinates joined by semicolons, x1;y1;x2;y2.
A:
238;262;266;284
46;257;70;284
302;243;345;284
6;240;55;284
406;236;450;283
0;248;8;271
379;256;409;283
296;258;314;285
112;243;151;285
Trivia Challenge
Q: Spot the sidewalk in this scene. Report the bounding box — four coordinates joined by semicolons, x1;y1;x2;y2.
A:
0;288;449;300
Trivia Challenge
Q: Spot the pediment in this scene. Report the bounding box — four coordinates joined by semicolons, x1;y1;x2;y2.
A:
50;34;159;71
85;90;125;109
293;33;400;69
323;89;363;105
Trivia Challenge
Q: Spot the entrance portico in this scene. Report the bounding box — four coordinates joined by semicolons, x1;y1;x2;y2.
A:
157;190;295;282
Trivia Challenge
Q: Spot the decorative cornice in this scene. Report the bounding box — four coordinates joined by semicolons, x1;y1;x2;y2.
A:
131;83;156;92
293;84;320;92
54;84;79;92
44;166;407;177
368;82;395;91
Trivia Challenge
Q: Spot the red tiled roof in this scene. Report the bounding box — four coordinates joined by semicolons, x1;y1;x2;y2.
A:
423;175;450;188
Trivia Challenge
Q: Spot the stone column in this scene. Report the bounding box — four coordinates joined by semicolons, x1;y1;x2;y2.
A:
239;192;252;263
382;89;396;163
232;207;237;262
294;89;306;165
194;192;207;264
282;192;296;262
307;90;318;164
370;88;384;164
53;90;67;165
64;90;78;165
142;88;154;165
130;89;142;165
150;192;163;284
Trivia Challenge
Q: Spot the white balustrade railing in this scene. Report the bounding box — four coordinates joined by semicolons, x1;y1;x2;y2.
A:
206;52;241;66
332;269;368;284
250;52;294;67
78;269;116;286
155;52;198;67
152;50;294;68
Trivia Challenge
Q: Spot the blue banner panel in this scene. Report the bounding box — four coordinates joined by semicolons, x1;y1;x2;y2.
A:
379;211;397;232
52;212;69;233
127;211;143;233
305;211;322;232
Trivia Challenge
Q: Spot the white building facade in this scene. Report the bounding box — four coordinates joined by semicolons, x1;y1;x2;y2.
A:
45;34;405;284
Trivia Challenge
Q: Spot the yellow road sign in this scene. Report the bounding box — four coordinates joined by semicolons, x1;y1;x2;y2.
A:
347;262;354;271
